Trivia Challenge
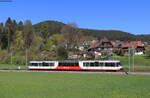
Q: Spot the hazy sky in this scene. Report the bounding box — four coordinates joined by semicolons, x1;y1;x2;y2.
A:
0;0;149;34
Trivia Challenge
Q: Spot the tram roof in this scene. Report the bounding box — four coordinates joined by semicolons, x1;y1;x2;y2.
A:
29;60;120;63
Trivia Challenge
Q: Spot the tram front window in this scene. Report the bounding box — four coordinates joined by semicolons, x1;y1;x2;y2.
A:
116;62;121;66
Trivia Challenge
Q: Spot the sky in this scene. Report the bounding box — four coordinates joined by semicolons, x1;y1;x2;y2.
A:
0;0;149;35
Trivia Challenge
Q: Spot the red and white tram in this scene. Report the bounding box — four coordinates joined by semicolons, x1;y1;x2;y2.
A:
28;60;123;71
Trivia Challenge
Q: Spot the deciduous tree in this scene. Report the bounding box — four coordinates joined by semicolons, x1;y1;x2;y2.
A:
61;23;83;51
14;30;24;51
23;20;35;49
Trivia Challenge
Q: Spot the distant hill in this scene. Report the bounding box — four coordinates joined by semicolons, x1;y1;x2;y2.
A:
34;20;65;36
80;29;135;41
33;20;150;42
136;34;150;42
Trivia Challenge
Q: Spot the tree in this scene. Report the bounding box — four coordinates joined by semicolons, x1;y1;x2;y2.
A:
23;20;35;49
145;46;150;57
5;17;17;48
23;20;35;65
45;38;55;51
14;31;24;51
50;34;64;45
56;46;68;60
0;23;4;33
31;36;43;51
38;24;51;44
12;20;17;31
17;21;23;31
61;23;83;51
0;23;8;49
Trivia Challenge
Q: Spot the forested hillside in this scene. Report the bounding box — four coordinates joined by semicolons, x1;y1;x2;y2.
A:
33;21;150;41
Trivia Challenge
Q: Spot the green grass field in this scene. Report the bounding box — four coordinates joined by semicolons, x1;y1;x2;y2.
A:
0;72;150;98
114;55;150;66
114;55;150;71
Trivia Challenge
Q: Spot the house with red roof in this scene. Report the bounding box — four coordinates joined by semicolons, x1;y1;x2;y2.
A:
88;37;113;57
121;41;145;55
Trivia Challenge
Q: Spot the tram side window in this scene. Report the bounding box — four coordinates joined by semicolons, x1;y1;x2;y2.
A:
87;63;90;66
84;62;104;67
83;62;89;67
90;63;95;67
83;62;105;67
83;63;86;66
99;63;104;66
49;63;54;66
59;63;64;66
70;63;79;66
42;62;49;66
105;63;115;67
30;63;38;66
38;63;42;66
59;63;79;66
94;62;99;66
74;63;79;66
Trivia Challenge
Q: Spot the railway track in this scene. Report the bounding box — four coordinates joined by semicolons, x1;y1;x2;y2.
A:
0;69;150;75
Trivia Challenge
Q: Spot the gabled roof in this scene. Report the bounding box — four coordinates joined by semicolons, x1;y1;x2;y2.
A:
89;37;113;49
99;37;109;43
121;41;144;48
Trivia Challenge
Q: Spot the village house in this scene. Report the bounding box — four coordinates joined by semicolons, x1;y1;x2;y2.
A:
121;41;145;55
86;37;146;58
88;38;113;57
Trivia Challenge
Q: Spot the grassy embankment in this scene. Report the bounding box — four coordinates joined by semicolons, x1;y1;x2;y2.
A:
0;55;150;71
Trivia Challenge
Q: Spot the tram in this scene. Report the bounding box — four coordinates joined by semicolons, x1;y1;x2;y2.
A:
28;60;123;71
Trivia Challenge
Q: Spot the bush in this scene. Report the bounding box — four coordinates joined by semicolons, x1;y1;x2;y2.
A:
56;46;68;60
145;46;150;57
12;56;26;65
113;49;124;56
0;50;9;64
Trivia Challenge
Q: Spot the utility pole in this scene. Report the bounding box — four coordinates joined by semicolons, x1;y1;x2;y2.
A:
7;27;13;65
11;51;12;64
132;46;135;72
128;47;131;72
26;48;28;66
7;28;10;52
